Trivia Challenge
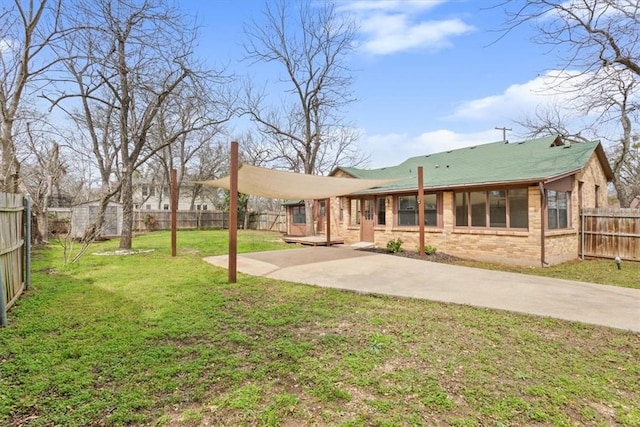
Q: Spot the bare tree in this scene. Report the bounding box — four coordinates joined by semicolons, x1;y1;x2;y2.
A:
242;0;364;235
515;103;592;143
502;0;640;206
149;79;232;209
20;122;66;243
50;0;229;249
0;0;63;192
185;141;228;210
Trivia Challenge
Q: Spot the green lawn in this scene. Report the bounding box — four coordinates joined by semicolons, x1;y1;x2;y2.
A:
455;258;640;289
1;230;639;426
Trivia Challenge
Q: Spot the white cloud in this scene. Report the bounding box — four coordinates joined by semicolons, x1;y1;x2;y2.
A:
361;16;474;55
412;128;501;154
341;0;475;55
339;1;445;13
0;38;14;54
448;70;589;122
363;128;499;168
362;69;638;168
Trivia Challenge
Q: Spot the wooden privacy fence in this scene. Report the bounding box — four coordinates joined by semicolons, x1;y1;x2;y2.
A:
133;210;286;233
581;208;640;261
0;193;31;327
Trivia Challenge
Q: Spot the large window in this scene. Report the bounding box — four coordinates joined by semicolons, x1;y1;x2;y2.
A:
350;199;361;225
470;192;486;227
489;190;506;227
456;188;528;229
376;197;386;225
547;190;569;229
509;189;528;228
292;205;306;224
455;193;468;226
396;194;438;227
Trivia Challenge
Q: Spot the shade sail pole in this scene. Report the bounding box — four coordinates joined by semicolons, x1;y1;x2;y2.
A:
171;168;177;257
418;167;425;257
229;141;238;283
326;198;331;246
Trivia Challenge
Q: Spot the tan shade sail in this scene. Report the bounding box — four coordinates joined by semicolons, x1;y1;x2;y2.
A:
198;164;394;199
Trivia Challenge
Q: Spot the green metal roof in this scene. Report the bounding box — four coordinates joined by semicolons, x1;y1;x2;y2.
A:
336;135;612;195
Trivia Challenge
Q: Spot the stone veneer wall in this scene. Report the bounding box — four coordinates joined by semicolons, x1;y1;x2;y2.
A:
331;152;609;266
543;153;609;264
337;186;544;267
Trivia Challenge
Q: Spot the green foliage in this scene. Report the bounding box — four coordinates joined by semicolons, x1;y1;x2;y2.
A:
386;237;403;253
424;244;437;255
143;213;157;231
0;229;638;426
455;257;640;289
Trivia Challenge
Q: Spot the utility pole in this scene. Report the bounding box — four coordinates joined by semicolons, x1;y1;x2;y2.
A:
495;126;512;143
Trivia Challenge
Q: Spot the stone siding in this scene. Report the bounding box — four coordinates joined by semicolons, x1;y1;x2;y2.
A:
330;152;609;266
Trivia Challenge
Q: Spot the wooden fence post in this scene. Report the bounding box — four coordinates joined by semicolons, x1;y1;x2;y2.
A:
0;265;7;327
24;195;31;290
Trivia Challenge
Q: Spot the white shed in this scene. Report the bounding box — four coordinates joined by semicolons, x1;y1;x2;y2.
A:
70;201;123;239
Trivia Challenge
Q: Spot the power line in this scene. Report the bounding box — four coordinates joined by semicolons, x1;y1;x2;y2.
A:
495;126;512;143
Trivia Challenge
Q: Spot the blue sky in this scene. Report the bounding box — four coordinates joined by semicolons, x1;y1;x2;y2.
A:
183;0;575;168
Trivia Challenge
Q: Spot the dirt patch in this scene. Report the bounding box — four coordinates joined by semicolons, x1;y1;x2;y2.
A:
93;249;155;256
357;247;462;264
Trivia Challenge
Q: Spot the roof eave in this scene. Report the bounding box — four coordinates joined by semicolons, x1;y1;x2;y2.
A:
344;178;546;196
594;143;614;181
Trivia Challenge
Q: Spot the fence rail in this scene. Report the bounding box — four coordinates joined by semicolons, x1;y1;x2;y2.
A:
1;192;30;326
581;208;640;261
132;210;287;233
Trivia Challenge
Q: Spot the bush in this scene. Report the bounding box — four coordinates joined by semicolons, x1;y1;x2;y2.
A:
143;214;157;231
424;245;437;255
386;238;403;253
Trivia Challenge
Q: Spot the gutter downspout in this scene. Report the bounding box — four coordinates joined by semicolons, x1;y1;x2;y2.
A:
539;182;546;267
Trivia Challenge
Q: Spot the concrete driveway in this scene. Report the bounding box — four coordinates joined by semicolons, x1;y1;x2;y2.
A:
203;246;640;333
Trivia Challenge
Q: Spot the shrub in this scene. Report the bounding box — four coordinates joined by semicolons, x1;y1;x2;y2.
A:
424;245;437;255
143;214;157;231
386;238;403;253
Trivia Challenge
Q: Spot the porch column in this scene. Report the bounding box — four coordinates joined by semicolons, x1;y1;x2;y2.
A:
326;198;331;246
418;167;425;257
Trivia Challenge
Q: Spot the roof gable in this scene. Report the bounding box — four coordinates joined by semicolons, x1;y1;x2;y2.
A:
336;135;612;193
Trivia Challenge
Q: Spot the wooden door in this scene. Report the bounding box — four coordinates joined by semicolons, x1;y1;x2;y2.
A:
360;197;375;242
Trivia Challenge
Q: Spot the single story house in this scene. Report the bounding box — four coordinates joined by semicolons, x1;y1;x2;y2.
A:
286;135;612;266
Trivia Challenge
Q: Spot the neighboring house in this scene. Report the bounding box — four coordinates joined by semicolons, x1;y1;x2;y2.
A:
286;135;612;266
133;181;218;211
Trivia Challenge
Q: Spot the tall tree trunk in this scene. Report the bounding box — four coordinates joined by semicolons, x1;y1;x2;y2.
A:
119;170;134;249
1;135;19;192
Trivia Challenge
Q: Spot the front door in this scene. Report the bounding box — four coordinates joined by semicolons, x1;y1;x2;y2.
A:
360;197;375;242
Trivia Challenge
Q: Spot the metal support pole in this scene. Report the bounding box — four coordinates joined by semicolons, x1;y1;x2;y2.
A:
24;195;31;290
0;265;7;327
580;209;585;260
171;169;177;257
417;167;425;257
326;198;331;246
229;141;239;283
